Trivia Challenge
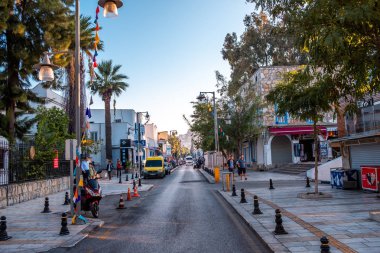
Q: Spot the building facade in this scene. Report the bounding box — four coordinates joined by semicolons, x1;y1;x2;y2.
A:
241;66;337;169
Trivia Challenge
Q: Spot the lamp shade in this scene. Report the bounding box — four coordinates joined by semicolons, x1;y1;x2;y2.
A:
38;66;55;81
98;0;123;18
33;53;59;82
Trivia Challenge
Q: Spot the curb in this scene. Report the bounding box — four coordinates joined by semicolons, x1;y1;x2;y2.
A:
59;220;105;249
198;168;215;184
217;190;289;253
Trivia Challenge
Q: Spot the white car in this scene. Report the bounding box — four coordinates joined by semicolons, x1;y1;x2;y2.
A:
185;156;193;166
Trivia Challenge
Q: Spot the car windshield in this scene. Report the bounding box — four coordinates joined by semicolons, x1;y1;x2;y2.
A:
186;157;192;160
145;160;163;167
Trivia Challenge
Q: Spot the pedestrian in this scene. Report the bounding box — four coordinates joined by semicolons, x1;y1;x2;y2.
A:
116;159;122;179
237;155;247;180
106;159;114;180
81;155;90;184
227;155;235;174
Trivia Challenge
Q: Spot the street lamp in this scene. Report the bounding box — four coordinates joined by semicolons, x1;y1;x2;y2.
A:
98;0;123;18
34;0;123;223
197;91;219;152
136;111;149;177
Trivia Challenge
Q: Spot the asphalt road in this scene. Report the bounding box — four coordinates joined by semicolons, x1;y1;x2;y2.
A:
50;165;271;253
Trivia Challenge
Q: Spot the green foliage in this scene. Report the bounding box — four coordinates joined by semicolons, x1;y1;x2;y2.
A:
187;72;262;157
266;67;336;123
168;134;181;158
0;0;73;142
250;0;380;104
222;11;306;95
88;60;129;159
34;107;72;163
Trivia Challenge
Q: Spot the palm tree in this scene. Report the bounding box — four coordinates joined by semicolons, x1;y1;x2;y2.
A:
63;15;104;134
88;60;129;160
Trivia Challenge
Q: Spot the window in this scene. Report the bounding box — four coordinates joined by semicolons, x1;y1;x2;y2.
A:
115;119;122;123
274;104;288;124
90;132;98;142
145;160;162;167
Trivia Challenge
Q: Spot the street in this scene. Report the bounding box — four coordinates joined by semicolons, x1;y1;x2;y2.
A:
50;165;270;253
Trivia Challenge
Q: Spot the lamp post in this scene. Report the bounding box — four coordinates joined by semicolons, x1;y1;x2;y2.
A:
136;111;149;177
197;92;219;152
34;0;123;222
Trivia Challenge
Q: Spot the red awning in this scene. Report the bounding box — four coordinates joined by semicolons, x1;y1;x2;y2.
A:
269;126;327;136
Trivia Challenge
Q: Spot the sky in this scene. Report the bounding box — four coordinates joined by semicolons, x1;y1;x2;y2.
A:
80;0;253;135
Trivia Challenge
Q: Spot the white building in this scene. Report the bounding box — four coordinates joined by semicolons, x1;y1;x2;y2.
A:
178;130;192;150
89;109;137;169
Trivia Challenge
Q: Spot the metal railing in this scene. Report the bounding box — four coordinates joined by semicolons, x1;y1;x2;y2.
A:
0;140;70;186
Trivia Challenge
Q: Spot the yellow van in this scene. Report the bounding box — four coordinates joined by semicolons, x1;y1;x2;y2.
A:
143;156;165;178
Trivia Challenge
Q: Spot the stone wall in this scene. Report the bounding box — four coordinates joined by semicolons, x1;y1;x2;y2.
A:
0;177;69;209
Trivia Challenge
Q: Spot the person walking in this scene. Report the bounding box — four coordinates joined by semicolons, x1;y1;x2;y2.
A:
227;155;235;181
116;159;122;179
237;155;247;180
106;159;114;180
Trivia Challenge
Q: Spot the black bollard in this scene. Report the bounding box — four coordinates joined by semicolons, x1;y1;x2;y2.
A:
320;236;330;253
0;216;12;241
63;192;70;205
125;173;129;181
240;189;247;203
269;179;275;190
252;195;263;215
41;197;52;213
138;177;142;187
133;180;136;190
273;209;288;235
135;172;138;178
232;184;237;196
131;172;134;180
59;213;70;236
119;172;122;184
306;177;311;188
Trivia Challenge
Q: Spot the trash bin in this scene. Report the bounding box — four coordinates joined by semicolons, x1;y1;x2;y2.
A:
330;168;344;189
342;169;359;189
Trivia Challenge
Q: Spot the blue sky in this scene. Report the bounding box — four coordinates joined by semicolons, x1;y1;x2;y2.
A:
81;0;253;134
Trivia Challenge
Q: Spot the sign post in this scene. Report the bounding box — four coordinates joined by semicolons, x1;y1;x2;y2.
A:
65;139;77;217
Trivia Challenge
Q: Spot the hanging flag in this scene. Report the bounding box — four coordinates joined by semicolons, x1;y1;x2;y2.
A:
86;107;92;118
73;189;81;203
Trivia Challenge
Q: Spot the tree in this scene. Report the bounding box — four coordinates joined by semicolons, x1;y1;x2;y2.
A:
168;134;181;158
249;0;380;105
216;73;262;158
222;11;306;95
0;0;73;143
88;60;129;160
186;72;262;159
266;67;336;194
34;107;72;162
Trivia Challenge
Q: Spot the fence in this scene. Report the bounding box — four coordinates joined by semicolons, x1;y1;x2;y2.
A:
0;140;70;186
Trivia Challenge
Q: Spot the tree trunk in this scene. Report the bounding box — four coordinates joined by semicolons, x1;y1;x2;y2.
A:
104;96;112;160
313;121;319;194
65;59;75;135
80;53;87;131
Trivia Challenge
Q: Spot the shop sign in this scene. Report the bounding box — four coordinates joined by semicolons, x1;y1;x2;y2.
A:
361;166;379;191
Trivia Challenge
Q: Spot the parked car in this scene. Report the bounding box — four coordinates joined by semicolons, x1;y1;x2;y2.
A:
143;156;165;178
164;162;172;175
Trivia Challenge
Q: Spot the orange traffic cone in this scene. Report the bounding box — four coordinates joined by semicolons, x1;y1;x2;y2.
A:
132;186;140;197
116;194;126;209
127;188;132;201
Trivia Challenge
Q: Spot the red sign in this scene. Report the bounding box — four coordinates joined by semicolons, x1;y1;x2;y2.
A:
53;158;59;169
53;150;59;169
361;167;379;191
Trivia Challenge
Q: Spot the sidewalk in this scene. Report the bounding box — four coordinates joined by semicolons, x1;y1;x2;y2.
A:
216;170;380;253
0;173;153;253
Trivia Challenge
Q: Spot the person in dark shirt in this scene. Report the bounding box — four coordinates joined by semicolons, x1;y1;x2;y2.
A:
237;155;247;180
